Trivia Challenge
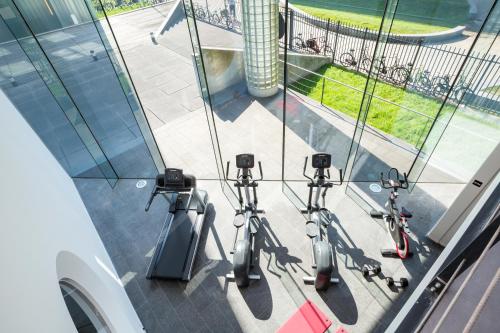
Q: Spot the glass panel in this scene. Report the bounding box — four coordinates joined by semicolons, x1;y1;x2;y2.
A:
83;0;166;174
183;0;237;204
92;0;219;180
281;1;388;201
186;0;284;181
4;0;160;178
343;0;499;234
409;2;500;186
0;7;118;185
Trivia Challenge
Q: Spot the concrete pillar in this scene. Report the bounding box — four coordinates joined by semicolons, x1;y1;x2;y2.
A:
241;0;279;97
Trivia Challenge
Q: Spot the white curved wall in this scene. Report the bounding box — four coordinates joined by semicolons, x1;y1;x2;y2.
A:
0;90;143;333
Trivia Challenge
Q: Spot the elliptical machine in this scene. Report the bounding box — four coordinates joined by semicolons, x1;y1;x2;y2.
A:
301;153;343;290
225;154;264;287
370;168;413;259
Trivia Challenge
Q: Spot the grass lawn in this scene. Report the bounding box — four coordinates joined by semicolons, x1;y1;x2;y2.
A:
290;64;455;146
291;0;470;34
94;2;155;18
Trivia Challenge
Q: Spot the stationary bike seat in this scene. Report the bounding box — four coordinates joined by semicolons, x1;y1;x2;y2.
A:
400;206;413;218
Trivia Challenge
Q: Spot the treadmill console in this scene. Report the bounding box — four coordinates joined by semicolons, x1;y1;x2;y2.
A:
312;153;331;169
236;154;254;169
164;168;184;186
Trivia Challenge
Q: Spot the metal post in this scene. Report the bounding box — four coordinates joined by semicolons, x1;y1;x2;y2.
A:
320;77;326;105
405;39;423;90
324;18;331;56
332;21;340;64
288;9;294;50
357;28;368;72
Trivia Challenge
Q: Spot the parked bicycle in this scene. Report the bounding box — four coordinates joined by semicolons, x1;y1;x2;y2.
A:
432;74;452;96
340;48;390;76
452;77;474;102
411;69;434;94
387;59;413;86
292;33;333;60
194;3;221;25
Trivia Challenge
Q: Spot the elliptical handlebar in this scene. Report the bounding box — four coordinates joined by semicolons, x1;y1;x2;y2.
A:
225;160;263;183
303;156;343;186
380;168;409;190
303;156;313;181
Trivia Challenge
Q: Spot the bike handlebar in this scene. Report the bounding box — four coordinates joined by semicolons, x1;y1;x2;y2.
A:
380;168;409;190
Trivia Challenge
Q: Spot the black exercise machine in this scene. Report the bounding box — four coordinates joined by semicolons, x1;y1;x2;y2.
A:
144;168;209;281
301;153;343;290
225;153;264;287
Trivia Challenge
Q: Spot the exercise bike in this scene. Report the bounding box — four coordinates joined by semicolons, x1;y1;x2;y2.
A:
370;168;413;259
301;153;343;290
225;154;264;287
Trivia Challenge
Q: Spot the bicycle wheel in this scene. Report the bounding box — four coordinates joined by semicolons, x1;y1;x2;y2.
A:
361;58;371;72
340;52;355;67
432;76;449;96
392;67;410;85
373;59;387;75
210;13;221;24
418;76;433;94
396;231;410;259
321;46;334;63
291;37;305;50
453;87;473;102
195;7;206;20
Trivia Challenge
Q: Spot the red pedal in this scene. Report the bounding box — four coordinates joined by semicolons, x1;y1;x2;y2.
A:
277;300;332;333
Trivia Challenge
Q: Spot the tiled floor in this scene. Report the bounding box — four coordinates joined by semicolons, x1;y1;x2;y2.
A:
76;177;445;333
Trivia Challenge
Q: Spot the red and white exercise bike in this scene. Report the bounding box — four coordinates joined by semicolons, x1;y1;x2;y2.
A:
370;168;413;259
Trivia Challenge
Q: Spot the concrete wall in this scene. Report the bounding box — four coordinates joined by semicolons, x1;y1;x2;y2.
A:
0;90;143;333
199;47;330;97
200;47;246;96
280;52;331;85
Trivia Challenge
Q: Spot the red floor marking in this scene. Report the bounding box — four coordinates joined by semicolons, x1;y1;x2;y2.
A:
336;327;348;333
277;299;332;333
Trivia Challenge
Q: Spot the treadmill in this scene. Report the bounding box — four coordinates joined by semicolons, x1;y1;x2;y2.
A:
144;168;209;281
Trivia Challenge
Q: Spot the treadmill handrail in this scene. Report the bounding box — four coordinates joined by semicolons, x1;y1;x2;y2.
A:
145;186;205;213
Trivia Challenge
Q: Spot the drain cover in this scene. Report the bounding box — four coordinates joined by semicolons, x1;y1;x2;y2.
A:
369;183;382;193
136;180;147;189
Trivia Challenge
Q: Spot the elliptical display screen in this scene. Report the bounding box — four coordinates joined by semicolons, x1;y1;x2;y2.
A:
312;153;331;169
236;154;254;169
164;168;184;186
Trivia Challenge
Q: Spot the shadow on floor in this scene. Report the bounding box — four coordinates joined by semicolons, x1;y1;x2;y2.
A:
75;179;245;333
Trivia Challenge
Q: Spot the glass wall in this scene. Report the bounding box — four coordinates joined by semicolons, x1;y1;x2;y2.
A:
343;0;499;225
282;0;388;202
0;0;164;181
89;0;219;180
0;9;117;183
181;0;499;220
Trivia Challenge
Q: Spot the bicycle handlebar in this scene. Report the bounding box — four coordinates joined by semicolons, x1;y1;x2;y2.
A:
380;168;409;190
